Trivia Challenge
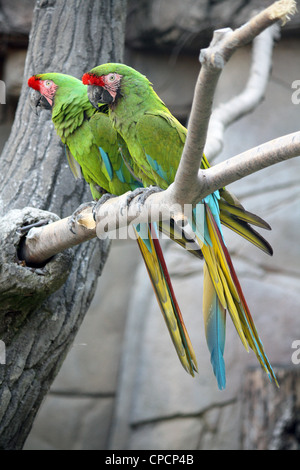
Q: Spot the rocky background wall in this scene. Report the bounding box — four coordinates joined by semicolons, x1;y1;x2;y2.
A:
0;0;300;450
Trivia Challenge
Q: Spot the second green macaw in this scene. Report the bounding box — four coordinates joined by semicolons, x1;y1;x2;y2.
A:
28;72;201;376
82;63;278;389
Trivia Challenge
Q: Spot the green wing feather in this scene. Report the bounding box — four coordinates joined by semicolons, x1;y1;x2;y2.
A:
65;146;82;180
134;111;185;189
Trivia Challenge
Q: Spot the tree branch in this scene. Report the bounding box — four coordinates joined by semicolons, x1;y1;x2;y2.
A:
204;23;281;161
197;131;300;198
173;0;297;202
20;0;299;267
21;129;300;266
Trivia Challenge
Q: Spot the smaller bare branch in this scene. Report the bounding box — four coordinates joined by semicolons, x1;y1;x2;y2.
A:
173;0;297;202
204;23;280;161
196;131;300;201
270;0;298;25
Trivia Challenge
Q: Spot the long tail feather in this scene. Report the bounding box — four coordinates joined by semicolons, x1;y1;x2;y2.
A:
218;192;273;255
203;264;226;390
191;197;277;388
192;202;248;351
158;219;203;259
204;203;278;387
219;199;271;230
220;210;273;256
201;155;273;256
134;222;198;376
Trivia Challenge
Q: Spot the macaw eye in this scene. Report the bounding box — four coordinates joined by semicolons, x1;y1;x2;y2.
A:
44;80;52;87
108;74;116;82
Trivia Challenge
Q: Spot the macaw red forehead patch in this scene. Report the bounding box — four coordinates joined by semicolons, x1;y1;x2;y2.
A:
82;73;105;87
28;76;41;91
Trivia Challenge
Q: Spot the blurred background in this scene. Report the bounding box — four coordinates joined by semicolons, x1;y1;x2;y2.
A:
0;0;300;450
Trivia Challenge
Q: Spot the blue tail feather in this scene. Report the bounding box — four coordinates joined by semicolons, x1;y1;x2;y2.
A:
192;191;222;247
206;296;226;390
134;222;158;253
204;263;226;390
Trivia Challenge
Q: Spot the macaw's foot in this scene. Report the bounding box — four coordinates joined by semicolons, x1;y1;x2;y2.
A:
92;193;117;222
136;185;163;206
17;218;51;235
68;201;96;234
120;187;146;215
120;186;163;215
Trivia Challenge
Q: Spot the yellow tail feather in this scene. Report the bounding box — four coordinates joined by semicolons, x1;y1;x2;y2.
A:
133;224;198;376
203;204;278;385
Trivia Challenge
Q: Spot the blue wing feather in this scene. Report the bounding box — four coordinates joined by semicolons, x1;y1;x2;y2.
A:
146;153;168;182
99;147;113;181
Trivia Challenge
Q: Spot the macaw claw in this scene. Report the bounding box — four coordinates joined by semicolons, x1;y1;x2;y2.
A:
120;185;163;215
68;201;96;234
92;193;117;222
17;218;50;235
136;185;163;206
119;187;146;215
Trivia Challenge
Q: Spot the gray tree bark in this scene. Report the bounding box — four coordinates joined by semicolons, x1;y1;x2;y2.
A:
241;367;300;450
0;0;127;449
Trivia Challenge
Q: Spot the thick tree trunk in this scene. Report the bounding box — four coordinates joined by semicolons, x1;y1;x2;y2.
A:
0;0;127;449
241;367;300;450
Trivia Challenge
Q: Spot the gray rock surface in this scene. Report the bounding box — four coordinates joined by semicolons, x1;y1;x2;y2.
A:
126;0;300;52
0;0;35;36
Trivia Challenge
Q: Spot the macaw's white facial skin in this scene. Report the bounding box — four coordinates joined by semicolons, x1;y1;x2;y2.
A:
28;76;58;107
83;72;122;109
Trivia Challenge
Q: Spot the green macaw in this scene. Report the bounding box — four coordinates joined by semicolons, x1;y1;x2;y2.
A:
82;63;278;389
28;72;202;376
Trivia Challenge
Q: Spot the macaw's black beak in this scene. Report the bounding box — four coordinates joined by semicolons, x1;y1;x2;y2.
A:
87;84;114;110
29;88;52;115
